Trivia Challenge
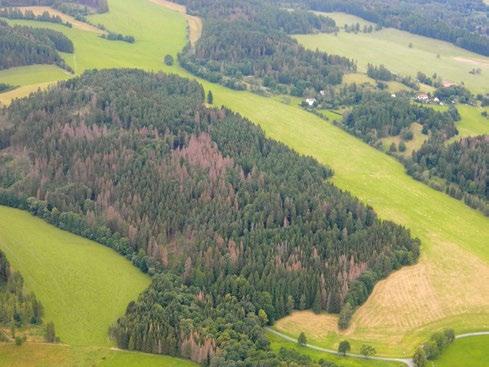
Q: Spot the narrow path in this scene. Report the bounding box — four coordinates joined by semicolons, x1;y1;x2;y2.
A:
456;331;489;339
266;328;414;367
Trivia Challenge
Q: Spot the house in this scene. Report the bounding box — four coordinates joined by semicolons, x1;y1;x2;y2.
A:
433;97;440;104
391;93;396;98
319;90;325;96
416;93;430;103
305;98;316;107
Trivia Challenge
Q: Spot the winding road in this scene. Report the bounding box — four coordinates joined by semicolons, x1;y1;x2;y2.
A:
267;328;489;367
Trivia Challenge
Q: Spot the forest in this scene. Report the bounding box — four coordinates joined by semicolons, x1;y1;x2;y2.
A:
0;20;73;71
0;251;43;340
407;136;489;215
0;69;420;365
292;0;489;56
177;0;355;95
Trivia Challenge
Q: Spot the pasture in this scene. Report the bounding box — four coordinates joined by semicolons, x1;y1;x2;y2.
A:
0;206;150;346
0;0;488;358
294;12;489;94
0;344;197;367
267;332;404;367
433;335;489;367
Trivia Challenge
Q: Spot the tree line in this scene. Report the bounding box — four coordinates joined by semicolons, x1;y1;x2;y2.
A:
0;69;420;365
0;20;73;71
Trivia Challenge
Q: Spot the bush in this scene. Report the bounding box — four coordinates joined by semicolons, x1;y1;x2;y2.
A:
164;54;174;66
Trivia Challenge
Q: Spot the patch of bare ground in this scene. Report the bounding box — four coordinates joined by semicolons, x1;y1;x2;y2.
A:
453;56;489;68
149;0;202;46
13;6;104;34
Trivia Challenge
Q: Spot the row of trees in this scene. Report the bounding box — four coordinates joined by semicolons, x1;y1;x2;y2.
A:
0;69;420;364
176;0;355;96
413;329;455;367
0;7;72;27
0;20;73;70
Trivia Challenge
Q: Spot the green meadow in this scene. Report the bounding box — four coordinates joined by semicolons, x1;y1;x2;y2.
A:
294;12;489;94
0;344;197;367
267;332;404;367
0;0;488;358
432;336;489;367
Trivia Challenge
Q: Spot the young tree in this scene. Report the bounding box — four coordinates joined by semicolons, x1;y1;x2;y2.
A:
413;347;427;367
207;90;213;104
338;340;351;356
399;141;407;152
338;303;353;329
45;322;56;343
360;344;376;358
258;309;268;326
164;54;174;66
298;332;307;346
389;142;397;153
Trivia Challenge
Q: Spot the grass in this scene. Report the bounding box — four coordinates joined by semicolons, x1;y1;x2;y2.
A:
432;335;489;367
0;206;150;346
0;65;70;87
294;12;489;94
1;0;489;358
381;123;427;156
453;105;489;140
0;344;197;367
267;332;403;367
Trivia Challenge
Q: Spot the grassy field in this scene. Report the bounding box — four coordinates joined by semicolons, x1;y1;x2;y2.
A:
432;336;489;367
0;344;196;367
267;332;404;367
453;105;489;140
1;0;489;358
294;12;489;94
0;206;150;346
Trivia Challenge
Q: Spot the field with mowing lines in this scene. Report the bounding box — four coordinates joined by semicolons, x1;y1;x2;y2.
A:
0;344;197;367
294;12;489;94
434;335;489;367
267;332;404;367
1;0;489;357
0;206;150;346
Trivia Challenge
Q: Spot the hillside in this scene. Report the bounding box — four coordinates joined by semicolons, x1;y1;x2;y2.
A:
0;68;419;364
0;0;488;361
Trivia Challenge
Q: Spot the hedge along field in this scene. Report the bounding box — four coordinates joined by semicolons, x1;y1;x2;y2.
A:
1;0;489;356
294;12;489;94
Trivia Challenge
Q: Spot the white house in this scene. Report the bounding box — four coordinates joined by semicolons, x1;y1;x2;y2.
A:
305;98;316;107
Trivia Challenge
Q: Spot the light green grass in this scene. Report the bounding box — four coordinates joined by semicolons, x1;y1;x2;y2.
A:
0;344;197;367
432;336;489;367
294;13;489;93
1;0;489;357
0;65;70;87
453;104;489;140
0;206;150;346
267;332;403;367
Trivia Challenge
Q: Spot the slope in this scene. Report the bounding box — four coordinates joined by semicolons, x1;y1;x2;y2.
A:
0;0;488;356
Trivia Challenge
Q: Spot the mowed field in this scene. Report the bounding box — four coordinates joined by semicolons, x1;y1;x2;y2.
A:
1;0;489;358
294;12;489;94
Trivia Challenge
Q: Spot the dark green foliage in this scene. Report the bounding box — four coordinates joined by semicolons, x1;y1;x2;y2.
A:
0;83;14;93
338;340;350;356
177;0;354;95
0;251;43;328
298;332;307;346
360;344;376;357
295;0;489;56
207;90;213;104
0;21;73;70
434;85;472;104
45;321;57;343
0;0;109;14
367;64;393;81
343;92;459;145
337;302;353;329
101;32;135;43
0;69;420;364
164;54;174;66
408;135;489;215
414;329;455;364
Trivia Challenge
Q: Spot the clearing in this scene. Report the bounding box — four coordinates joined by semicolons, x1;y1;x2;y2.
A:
434;335;489;367
1;0;488;358
294;12;489;94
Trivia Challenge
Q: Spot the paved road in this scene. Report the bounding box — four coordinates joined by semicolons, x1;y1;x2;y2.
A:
266;328;415;367
456;331;489;339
